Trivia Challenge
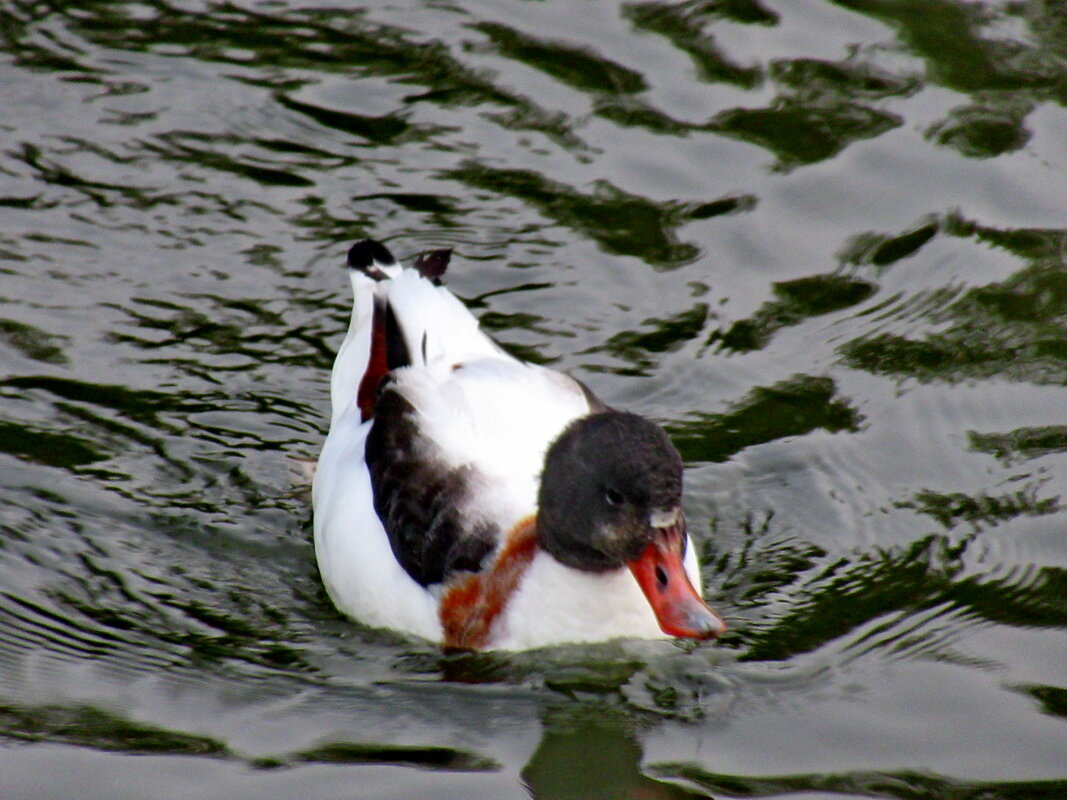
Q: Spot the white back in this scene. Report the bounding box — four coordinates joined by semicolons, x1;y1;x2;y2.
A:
393;357;592;529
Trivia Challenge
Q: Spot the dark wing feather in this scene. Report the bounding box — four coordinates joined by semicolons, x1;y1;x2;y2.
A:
365;386;498;587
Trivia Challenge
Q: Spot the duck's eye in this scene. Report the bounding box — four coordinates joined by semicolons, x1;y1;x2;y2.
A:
604;488;625;506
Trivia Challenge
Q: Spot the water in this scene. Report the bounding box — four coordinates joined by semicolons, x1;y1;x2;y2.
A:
1;0;1065;797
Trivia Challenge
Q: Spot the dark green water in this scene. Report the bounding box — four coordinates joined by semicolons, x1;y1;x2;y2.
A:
1;1;1066;797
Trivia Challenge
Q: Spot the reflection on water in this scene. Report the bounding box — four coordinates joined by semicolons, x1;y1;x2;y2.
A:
669;375;862;463
840;215;1067;385
2;0;1066;797
524;704;705;799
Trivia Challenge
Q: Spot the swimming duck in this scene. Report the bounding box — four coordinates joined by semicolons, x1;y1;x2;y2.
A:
312;239;725;650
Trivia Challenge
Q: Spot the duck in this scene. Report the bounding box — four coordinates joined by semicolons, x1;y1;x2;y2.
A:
312;239;725;651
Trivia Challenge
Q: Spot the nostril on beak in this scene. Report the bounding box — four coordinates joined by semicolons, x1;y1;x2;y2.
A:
655;564;668;589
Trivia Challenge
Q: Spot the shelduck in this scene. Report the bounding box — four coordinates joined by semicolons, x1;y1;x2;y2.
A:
313;239;725;650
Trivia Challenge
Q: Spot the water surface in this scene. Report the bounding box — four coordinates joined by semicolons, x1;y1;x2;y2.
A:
1;1;1066;798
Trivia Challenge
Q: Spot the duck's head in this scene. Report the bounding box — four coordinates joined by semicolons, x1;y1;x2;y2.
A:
537;411;726;640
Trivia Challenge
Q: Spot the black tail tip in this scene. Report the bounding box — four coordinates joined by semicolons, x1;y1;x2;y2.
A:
413;248;451;284
347;239;397;277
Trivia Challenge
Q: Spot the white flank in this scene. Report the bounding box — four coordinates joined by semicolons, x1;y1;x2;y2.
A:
313;409;443;640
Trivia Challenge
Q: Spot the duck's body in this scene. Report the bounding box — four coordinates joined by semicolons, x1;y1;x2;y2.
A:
313;240;724;651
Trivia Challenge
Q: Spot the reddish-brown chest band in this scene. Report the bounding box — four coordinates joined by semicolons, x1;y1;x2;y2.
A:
439;518;537;650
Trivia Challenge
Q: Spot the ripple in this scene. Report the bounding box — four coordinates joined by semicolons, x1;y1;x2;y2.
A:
0;318;68;364
0;420;104;469
444;162;714;267
899;487;1061;530
473;22;648;95
839;219;941;269
667;374;864;464
710;274;878;353
0;592;137;665
623;1;767;89
734;534;1067;664
0;700;228;757
278;741;498;772
969;425;1067;464
655;763;1067;800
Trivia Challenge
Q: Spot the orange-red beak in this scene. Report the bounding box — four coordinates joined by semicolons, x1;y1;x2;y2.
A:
628;521;725;640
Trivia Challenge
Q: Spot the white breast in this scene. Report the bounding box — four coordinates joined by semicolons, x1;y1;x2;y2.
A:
489;537;703;651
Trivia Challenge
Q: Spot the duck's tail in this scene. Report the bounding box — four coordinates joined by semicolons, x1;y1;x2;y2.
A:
329;239;502;424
